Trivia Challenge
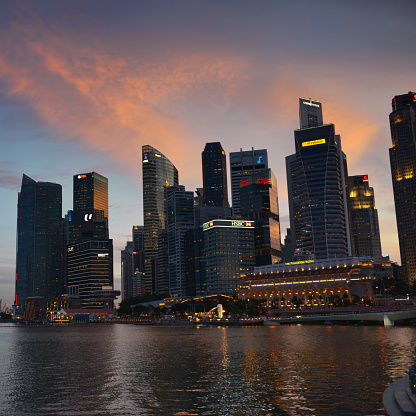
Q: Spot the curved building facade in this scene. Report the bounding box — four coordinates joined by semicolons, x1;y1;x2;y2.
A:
142;145;178;294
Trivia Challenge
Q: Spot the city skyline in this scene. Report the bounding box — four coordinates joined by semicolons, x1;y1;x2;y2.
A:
1;0;415;308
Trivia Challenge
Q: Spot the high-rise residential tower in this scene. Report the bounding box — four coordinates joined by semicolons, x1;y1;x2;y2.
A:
389;91;416;282
142;145;178;294
15;175;64;316
287;100;349;259
347;175;382;262
229;148;268;217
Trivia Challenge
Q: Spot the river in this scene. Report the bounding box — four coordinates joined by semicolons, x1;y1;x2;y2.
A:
0;323;415;415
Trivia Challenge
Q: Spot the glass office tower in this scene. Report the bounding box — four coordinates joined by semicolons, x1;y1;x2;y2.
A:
166;185;194;297
142;145;178;294
240;169;282;266
202;219;255;295
67;172;113;308
389;91;416;282
202;142;229;207
229;148;268;217
287;124;349;259
15;175;64;316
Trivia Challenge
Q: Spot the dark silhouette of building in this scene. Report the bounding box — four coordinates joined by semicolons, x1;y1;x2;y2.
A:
142;145;178;294
166;185;194;297
132;225;145;296
202;142;229;208
389;91;416;282
347;175;382;262
240;169;282;266
15;175;64;316
230;148;268;217
121;226;145;300
121;241;133;300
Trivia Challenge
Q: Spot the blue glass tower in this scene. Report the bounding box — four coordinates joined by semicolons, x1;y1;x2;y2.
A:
15;175;64;315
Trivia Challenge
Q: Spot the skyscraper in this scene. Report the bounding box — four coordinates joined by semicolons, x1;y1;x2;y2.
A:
142;145;178;294
202;142;229;207
389;91;416;282
299;97;323;129
229;148;268;217
15;175;64;315
347;175;382;262
132;225;145;297
202;219;255;295
121;241;133;300
166;185;194;297
240;169;282;266
287;106;349;259
67;172;113;308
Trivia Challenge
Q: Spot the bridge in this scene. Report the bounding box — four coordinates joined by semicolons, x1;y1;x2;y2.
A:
264;309;416;326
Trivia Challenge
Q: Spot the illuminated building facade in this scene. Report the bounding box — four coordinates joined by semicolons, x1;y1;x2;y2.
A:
286;123;349;259
347;175;382;262
230;148;268;217
68;172;109;245
67;172;113;308
389;92;416;282
238;257;381;307
203;219;255;295
240;169;282;266
142;145;178;294
166;185;194;297
67;240;114;308
15;175;64;316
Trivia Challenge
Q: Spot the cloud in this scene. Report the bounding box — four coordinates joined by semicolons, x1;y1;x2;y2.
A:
0;9;248;183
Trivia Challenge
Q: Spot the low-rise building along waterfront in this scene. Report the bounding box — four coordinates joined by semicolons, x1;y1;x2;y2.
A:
238;257;393;308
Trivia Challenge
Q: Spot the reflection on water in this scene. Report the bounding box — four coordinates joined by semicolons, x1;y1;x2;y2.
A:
0;324;415;416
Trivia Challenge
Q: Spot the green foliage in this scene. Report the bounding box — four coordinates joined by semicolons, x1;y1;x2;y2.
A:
0;312;12;319
118;294;165;315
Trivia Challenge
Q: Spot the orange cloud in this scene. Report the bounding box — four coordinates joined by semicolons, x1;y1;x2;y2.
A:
0;14;248;186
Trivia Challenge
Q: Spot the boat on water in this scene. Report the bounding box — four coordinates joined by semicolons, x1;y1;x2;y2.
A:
134;320;154;325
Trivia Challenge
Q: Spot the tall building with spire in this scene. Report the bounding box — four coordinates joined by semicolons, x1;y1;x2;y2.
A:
389;91;416;282
142;145;178;294
15;175;64;316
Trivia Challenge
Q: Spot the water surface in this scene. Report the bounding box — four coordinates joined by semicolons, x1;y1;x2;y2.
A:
0;323;415;415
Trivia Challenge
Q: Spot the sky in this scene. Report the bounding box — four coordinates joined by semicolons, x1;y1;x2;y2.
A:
1;0;415;310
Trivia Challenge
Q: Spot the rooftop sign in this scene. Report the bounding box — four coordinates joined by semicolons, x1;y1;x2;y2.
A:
302;138;326;147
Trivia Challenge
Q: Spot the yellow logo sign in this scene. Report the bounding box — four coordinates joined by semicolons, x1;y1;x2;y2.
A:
302;139;326;147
